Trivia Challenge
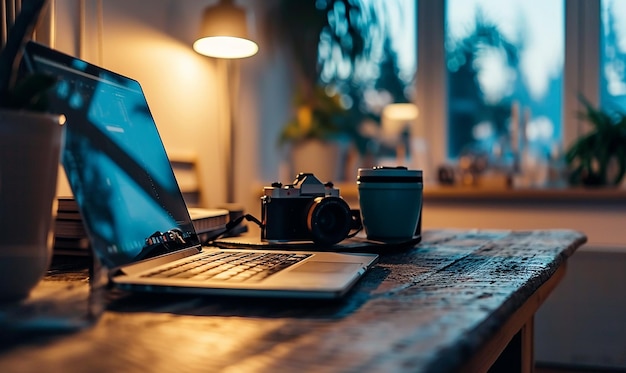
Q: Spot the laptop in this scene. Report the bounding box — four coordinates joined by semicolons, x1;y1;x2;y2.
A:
22;41;378;299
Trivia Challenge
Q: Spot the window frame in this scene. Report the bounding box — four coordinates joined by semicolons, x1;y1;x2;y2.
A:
416;0;601;172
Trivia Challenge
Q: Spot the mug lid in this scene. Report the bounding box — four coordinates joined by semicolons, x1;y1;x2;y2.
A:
357;166;423;182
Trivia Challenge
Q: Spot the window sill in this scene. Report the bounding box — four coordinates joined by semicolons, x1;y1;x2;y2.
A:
337;183;626;204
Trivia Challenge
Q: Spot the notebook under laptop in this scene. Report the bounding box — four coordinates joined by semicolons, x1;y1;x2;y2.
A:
22;41;378;299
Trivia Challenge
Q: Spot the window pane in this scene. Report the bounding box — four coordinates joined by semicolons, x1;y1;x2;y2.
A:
445;0;564;161
318;0;417;161
601;0;626;111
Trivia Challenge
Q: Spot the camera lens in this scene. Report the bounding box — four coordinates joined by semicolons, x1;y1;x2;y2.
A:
306;196;352;246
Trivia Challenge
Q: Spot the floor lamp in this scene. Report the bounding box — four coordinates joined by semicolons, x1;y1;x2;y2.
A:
193;0;258;203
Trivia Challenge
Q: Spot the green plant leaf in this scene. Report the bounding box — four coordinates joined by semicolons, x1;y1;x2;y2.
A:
0;0;49;106
567;95;626;185
4;73;56;111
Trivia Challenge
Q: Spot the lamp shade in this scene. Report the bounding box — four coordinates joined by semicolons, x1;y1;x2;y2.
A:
193;0;259;59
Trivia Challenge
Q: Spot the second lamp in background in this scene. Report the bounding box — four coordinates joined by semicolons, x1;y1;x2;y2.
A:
380;103;418;165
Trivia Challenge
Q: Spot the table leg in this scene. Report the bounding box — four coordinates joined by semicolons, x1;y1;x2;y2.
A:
488;317;534;373
461;264;566;373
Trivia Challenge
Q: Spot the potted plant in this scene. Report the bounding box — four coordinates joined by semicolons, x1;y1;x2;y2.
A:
278;85;347;146
0;0;65;301
277;84;348;181
566;97;626;187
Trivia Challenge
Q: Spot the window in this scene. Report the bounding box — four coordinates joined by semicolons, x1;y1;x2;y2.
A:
445;0;564;161
318;0;417;159
416;0;613;182
601;0;626;111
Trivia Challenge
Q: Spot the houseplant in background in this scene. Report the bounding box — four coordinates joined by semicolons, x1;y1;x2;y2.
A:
566;97;626;187
0;0;65;301
278;84;348;182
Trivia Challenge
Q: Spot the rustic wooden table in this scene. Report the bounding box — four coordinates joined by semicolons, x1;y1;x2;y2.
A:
0;229;586;373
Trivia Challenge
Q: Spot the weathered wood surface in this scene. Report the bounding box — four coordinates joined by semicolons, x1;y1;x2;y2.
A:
0;229;586;373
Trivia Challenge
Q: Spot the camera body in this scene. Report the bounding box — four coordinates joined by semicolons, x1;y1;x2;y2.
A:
261;173;354;245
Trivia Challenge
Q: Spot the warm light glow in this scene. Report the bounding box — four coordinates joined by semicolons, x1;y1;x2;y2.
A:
383;103;419;121
381;103;419;141
193;36;258;59
193;0;258;60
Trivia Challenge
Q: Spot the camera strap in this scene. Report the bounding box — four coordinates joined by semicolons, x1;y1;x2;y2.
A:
346;209;363;239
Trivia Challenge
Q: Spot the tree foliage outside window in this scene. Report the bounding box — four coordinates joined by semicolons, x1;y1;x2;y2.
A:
601;0;626;112
445;0;563;162
270;0;416;156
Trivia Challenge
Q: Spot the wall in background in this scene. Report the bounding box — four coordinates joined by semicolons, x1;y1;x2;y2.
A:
535;250;626;369
51;0;289;216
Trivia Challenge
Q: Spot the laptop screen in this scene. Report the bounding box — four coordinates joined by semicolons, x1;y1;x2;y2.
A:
22;42;201;268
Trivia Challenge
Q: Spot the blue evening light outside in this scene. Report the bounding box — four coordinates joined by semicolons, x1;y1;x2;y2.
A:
601;0;626;112
319;0;416;118
316;0;416;162
446;0;564;160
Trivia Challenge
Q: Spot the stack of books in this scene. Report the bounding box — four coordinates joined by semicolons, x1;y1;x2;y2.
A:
187;207;230;243
53;198;90;256
53;197;230;256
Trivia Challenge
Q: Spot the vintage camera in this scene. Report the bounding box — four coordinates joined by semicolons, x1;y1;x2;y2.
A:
261;173;357;245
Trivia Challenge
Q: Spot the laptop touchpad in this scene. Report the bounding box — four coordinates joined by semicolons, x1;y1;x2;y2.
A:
292;261;362;274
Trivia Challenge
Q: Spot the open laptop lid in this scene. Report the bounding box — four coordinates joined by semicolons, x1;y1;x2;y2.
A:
22;41;201;269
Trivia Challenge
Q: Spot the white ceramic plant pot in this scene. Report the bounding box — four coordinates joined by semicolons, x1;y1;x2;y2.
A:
0;109;65;301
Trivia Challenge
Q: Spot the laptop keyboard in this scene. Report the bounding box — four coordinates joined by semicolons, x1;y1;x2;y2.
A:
141;251;311;282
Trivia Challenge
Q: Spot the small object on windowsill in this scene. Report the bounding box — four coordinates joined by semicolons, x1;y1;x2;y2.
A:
545;143;569;189
476;171;512;189
436;165;511;190
437;165;455;185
